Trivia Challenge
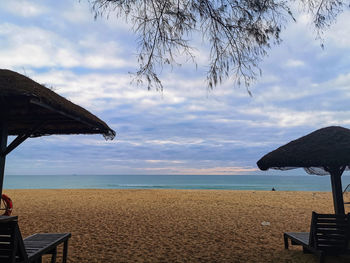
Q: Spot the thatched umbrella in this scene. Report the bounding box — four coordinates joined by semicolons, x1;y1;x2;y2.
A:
0;69;116;197
257;126;350;215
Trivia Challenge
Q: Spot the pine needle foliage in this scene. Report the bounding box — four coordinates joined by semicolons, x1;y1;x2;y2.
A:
91;0;347;91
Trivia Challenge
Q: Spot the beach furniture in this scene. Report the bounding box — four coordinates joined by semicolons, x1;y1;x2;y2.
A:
257;126;350;215
0;69;115;201
344;184;350;205
284;212;350;263
0;216;71;263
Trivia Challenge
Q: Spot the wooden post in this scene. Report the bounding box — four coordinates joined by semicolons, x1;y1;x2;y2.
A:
330;168;345;215
0;122;8;199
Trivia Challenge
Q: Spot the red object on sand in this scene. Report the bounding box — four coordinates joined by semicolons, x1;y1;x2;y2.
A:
1;193;12;216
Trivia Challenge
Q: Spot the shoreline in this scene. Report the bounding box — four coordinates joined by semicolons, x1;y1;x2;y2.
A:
5;189;350;262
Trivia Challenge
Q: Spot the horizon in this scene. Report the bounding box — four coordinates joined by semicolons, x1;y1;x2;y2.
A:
5;171;350;176
2;1;350;176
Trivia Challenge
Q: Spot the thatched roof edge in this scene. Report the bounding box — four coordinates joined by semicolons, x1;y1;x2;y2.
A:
257;126;350;172
0;69;116;140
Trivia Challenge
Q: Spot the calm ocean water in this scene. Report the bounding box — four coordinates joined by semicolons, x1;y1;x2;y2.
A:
3;174;350;192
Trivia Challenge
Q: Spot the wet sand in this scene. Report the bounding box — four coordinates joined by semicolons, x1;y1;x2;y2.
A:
5;189;350;262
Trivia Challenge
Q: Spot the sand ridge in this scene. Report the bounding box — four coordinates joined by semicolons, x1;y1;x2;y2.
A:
5;189;350;262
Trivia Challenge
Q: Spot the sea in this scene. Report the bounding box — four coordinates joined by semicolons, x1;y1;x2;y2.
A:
3;174;350;192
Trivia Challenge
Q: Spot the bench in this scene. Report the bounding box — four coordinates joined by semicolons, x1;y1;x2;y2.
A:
0;216;71;263
284;212;350;263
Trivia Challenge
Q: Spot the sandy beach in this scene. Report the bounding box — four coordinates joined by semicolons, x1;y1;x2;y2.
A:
5;189;350;262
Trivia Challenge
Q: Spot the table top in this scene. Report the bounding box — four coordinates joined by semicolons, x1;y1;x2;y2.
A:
0;215;18;222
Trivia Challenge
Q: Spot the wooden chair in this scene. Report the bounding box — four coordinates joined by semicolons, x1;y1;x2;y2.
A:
0;216;71;263
284;212;350;263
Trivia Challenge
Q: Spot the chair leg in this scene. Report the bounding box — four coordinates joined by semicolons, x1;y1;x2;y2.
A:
319;252;325;263
50;247;57;263
62;240;69;263
302;246;312;254
283;234;289;249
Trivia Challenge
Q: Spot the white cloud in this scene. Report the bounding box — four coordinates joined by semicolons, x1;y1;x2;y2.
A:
0;22;134;70
0;23;77;68
62;1;95;24
145;160;185;164
0;1;48;17
253;83;316;102
258;74;280;84
238;105;350;128
285;59;305;68
29;69;210;112
138;166;258;175
324;11;350;48
144;139;204;146
326;72;350;91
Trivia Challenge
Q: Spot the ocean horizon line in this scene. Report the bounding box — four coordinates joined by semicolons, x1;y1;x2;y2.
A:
3;174;350;192
10;174;261;177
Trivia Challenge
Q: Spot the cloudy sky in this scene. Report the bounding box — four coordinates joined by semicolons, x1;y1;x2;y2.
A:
1;0;350;175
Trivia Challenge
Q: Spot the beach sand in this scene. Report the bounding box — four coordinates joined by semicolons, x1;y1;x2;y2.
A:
5;189;350;262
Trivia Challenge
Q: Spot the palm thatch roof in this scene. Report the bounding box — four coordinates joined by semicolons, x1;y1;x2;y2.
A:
0;69;115;140
257;126;350;175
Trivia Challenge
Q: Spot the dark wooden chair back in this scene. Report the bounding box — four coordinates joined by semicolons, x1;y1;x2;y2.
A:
0;220;28;263
309;212;350;254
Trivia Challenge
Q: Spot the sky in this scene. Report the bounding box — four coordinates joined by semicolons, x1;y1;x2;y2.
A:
1;0;350;175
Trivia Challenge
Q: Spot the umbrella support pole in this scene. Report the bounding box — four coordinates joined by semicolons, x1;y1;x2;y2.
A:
0;123;8;199
1;122;45;157
330;169;345;215
0;121;46;199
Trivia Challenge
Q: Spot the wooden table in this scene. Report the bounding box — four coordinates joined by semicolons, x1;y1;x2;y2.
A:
0;215;17;222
